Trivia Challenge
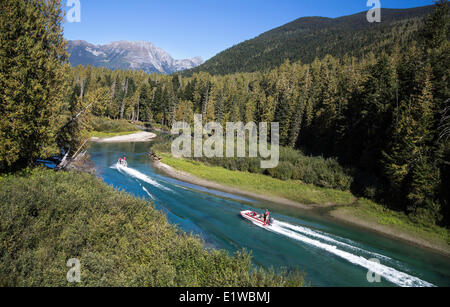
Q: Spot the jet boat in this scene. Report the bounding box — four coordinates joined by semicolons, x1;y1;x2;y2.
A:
118;159;128;168
240;210;272;227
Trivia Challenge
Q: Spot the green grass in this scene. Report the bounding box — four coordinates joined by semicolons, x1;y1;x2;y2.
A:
0;168;305;287
158;153;356;206
335;198;450;246
158;153;450;249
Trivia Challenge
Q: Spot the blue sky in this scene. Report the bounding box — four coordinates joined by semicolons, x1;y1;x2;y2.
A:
63;0;435;61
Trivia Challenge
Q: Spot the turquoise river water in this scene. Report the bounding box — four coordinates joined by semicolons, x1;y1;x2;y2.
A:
89;142;450;287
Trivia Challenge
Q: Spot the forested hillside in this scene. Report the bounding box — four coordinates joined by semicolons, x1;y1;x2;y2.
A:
185;6;434;75
68;2;449;228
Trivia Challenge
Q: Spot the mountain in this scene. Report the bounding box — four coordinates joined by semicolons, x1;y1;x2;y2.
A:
67;40;203;74
185;5;434;76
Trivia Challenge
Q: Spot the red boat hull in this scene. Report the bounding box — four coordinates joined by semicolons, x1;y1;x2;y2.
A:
240;210;270;227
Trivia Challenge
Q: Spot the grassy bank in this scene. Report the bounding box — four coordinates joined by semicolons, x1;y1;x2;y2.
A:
332;199;450;248
156;153;450;253
0;168;305;287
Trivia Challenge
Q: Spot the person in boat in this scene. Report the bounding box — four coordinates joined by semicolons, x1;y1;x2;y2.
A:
264;209;270;224
118;157;123;164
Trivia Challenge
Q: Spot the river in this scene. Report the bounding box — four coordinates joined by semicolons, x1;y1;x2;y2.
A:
88;141;450;287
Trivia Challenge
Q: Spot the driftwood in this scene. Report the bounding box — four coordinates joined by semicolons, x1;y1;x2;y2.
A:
55;140;88;171
148;150;161;162
55;151;70;171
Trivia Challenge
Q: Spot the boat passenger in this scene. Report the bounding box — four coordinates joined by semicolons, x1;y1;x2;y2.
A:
265;209;270;224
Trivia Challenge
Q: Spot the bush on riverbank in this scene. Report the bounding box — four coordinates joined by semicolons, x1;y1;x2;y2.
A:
0;168;305;287
90;117;139;135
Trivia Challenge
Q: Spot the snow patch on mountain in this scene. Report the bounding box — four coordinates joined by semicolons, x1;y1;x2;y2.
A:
67;40;203;74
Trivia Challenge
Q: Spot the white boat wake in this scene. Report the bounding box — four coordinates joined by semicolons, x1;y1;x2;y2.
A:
112;163;173;192
257;219;433;287
274;220;391;262
142;186;155;200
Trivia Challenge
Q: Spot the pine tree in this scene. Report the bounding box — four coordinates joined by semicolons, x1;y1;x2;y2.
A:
0;0;68;171
382;65;437;216
214;89;226;126
421;0;449;50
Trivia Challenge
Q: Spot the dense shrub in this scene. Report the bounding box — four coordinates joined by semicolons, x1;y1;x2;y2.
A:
90;117;138;133
267;162;294;181
247;158;263;174
0;169;305;287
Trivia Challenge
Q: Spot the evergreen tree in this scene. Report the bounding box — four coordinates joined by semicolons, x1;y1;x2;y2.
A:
0;0;68;171
382;65;437;217
421;0;449;50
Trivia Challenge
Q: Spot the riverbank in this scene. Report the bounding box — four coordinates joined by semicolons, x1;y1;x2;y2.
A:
91;131;157;143
153;153;450;257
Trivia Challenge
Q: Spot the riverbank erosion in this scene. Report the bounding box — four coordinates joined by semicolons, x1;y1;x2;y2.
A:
90;132;157;143
0;168;305;287
152;155;450;257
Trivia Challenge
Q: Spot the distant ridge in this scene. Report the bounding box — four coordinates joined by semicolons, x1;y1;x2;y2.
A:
67;40;203;74
185;5;434;75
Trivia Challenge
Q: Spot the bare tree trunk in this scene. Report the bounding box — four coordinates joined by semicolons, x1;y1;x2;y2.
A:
79;79;85;101
120;78;128;119
202;85;209;119
137;99;140;122
178;74;183;89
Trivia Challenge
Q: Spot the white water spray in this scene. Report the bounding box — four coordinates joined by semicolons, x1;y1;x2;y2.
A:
112;163;173;192
262;220;434;287
274;220;391;261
